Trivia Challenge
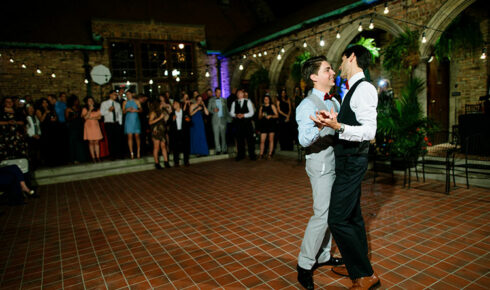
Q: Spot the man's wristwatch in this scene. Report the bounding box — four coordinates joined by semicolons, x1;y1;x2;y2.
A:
336;123;345;134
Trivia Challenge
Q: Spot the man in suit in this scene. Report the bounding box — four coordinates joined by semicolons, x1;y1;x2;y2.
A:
101;90;123;159
230;89;256;161
207;88;230;154
295;56;344;289
169;100;191;166
312;45;380;290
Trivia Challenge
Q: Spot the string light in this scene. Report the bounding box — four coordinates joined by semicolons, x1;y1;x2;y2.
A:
369;18;374;30
9;58;14;63
422;31;427;43
263;51;267;56
303;41;307;48
178;43;184;49
149;79;153;84
176;76;180;82
243;55;246;59
481;48;487;60
253;53;257;58
258;52;262;57
281;47;285;53
358;22;363;32
51;72;56;78
84;79;89;84
36;67;42;74
239;64;244;70
336;30;341;39
384;3;389;14
277;54;282;60
205;70;210;77
164;70;168;76
319;36;325;47
21;63;27;69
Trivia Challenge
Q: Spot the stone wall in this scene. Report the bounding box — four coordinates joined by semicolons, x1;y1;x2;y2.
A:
0;20;216;102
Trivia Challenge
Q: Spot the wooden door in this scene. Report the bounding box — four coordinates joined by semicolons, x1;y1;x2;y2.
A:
427;58;450;144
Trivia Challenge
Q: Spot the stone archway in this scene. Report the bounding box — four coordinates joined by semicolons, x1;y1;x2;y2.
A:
269;42;318;94
230;58;264;90
419;0;476;58
326;15;404;68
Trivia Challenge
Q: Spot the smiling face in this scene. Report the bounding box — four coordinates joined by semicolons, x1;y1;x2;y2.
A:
310;61;336;91
339;53;354;79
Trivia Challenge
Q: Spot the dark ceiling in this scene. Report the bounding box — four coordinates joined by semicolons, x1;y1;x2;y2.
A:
1;0;361;52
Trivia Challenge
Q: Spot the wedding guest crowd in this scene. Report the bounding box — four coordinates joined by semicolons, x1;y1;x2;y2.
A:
0;86;301;172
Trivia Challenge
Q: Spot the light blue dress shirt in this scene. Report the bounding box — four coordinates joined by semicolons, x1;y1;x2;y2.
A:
296;88;340;148
215;98;223;118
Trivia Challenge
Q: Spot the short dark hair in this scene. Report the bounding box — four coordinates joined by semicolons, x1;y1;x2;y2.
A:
214;87;221;93
302;55;327;87
342;45;371;71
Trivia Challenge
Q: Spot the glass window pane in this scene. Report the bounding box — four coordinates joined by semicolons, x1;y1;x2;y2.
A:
110;42;136;79
141;43;168;78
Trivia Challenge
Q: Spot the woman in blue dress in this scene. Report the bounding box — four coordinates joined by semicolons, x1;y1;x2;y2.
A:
122;90;142;159
189;95;209;156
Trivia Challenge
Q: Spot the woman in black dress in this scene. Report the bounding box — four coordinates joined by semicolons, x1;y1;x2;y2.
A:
258;95;278;159
276;89;294;151
36;98;58;166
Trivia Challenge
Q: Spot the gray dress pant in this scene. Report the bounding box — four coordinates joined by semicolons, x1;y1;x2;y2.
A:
212;119;227;152
298;146;335;270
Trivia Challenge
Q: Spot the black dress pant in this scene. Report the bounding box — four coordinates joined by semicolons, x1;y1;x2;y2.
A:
234;119;255;159
105;123;122;159
0;165;24;205
171;130;190;165
328;153;373;279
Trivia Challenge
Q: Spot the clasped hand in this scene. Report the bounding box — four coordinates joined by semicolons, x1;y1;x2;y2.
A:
309;108;339;129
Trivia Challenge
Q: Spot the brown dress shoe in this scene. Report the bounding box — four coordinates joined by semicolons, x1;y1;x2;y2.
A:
332;265;349;277
350;273;380;290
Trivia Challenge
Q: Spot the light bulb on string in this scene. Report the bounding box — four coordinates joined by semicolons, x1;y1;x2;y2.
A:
358;22;363;32
303;41;307;48
36;67;42;74
239;64;244;70
9;58;14;63
205;70;210;78
369;19;374;30
253;53;257;58
164;70;168;76
319;36;325;47
126;80;130;86
481;48;487;60
178;43;184;49
21;63;27;69
84;79;89;84
384;3;389;14
263;51;267;56
243;55;247;59
336;30;341;39
277;54;282;60
51;72;56;78
281;47;285;53
422;31;427;43
258;52;262;57
176;76;180;82
149;79;153;85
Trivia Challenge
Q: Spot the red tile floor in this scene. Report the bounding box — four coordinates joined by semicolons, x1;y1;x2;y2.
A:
0;157;489;289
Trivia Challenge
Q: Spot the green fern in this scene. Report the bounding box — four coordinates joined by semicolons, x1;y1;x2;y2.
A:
353;37;380;62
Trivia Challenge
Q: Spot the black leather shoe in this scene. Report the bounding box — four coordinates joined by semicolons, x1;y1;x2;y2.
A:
297;265;314;290
313;256;344;270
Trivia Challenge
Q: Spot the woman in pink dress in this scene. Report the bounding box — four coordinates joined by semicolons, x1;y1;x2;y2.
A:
82;96;103;162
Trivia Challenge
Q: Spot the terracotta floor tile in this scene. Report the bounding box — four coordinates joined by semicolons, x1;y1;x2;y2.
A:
0;157;487;289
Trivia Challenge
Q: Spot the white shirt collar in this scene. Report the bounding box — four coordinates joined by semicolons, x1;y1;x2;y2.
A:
348;71;365;88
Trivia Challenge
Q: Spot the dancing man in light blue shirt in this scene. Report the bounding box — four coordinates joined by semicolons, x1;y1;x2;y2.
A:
295;56;344;290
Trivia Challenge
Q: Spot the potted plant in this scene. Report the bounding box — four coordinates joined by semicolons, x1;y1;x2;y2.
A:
377;77;437;169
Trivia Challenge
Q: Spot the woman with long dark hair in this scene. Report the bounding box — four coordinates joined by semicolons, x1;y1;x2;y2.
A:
276;89;294;151
82;96;103;162
65;95;86;164
148;99;170;169
258;95;278;159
